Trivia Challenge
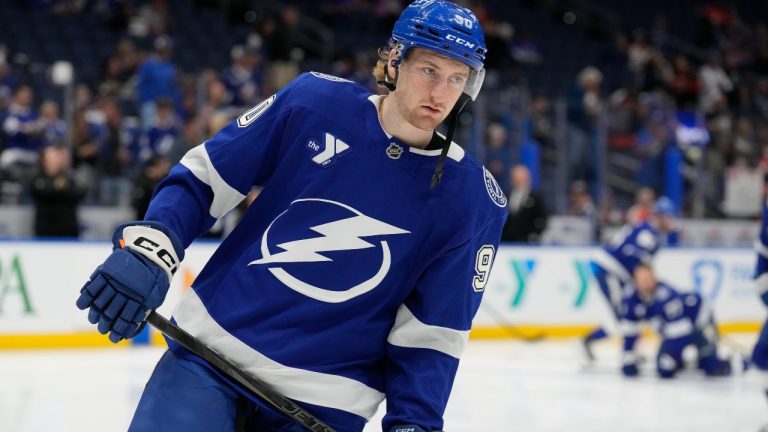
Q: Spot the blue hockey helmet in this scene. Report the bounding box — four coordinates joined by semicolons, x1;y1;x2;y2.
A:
654;196;676;216
389;0;487;100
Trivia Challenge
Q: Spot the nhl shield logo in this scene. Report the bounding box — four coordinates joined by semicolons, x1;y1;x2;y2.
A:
386;143;403;159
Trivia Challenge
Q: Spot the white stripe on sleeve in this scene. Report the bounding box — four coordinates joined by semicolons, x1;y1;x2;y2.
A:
387;304;469;359
180;144;246;219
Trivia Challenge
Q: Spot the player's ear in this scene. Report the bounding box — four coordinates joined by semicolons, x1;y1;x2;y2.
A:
387;50;398;77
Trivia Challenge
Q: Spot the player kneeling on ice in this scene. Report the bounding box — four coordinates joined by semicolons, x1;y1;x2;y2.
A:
75;1;507;431
620;264;734;378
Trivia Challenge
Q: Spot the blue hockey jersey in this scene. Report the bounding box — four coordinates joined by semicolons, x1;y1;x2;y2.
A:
756;202;768;306
593;222;664;282
144;72;508;431
620;282;710;352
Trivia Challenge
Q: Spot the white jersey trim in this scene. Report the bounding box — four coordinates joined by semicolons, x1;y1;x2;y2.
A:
387;304;469;359
618;319;642;336
180;144;246;219
592;249;632;283
172;289;385;419
366;95;465;163
408;140;466;163
695;297;713;328
662;319;694;339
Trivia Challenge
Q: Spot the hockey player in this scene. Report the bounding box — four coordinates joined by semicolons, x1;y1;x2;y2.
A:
75;1;507;432
620;264;732;378
582;196;678;360
753;201;768;403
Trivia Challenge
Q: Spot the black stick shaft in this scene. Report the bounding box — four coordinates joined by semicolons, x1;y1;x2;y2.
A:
146;311;336;432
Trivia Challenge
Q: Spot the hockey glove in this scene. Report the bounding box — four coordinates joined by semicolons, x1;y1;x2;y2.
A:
76;221;184;343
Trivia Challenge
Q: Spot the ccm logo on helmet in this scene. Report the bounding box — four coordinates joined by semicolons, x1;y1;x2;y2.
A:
446;34;475;49
133;236;179;275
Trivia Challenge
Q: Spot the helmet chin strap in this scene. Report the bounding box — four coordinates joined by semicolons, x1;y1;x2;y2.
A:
377;59;399;91
430;93;470;189
377;58;471;190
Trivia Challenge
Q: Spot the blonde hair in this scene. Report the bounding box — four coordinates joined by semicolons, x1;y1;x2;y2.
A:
372;46;391;90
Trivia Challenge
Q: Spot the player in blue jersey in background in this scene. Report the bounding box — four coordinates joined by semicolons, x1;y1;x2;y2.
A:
582;196;678;361
753;201;768;407
620;264;733;378
75;1;507;431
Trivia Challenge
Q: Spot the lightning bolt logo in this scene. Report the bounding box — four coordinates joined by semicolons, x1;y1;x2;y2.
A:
249;198;411;303
250;215;409;265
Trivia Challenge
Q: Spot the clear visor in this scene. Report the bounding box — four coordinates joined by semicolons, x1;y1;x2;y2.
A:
464;67;485;101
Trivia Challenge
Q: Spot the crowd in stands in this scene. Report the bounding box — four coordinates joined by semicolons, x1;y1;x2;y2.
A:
1;0;767;238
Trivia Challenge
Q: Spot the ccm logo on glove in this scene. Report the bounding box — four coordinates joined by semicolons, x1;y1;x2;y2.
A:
121;225;181;280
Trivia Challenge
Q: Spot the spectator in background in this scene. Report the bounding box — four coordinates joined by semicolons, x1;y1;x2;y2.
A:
31;145;84;237
72;103;108;203
131;154;170;219
38;100;67;148
260;7;304;90
73;83;94;111
698;52;733;115
128;0;172;45
195;74;231;137
501;164;548;243
139;97;180;162
484;122;510;191
99;97;132;206
634;112;671;191
530;95;554;148
567;180;596;219
730;117;757;164
103;38;140;97
571;66;605;131
628;29;653;87
606;88;640;150
137;35;179;129
626;186;656;223
567;66;605;182
0;85;43;200
221;45;263;108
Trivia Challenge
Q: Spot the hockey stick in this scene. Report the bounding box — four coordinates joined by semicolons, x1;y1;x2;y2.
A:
146;311;336;432
481;302;546;342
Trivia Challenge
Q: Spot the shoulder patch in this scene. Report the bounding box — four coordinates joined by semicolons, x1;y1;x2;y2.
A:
483;167;507;208
309;72;353;83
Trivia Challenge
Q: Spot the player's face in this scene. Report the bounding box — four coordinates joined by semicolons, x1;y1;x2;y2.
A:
391;48;470;131
656;215;673;232
634;266;657;298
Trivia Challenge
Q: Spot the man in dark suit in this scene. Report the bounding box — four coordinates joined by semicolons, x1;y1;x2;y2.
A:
501;164;548;243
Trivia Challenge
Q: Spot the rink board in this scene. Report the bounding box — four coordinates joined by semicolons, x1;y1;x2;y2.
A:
0;241;763;348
